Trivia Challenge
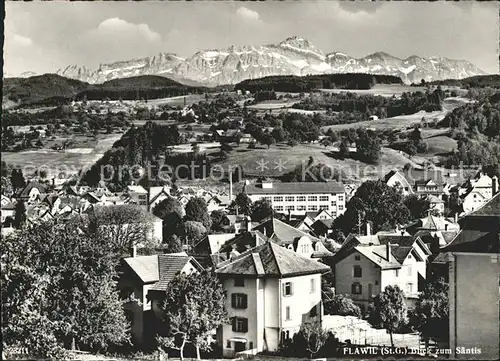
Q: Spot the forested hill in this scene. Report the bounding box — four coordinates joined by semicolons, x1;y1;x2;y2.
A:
3;74;209;106
3;74;90;106
442;89;500;176
423;75;500;89
234;73;403;93
80;75;208;101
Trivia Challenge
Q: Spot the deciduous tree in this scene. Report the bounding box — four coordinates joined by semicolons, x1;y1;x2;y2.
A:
368;285;407;347
157;271;228;360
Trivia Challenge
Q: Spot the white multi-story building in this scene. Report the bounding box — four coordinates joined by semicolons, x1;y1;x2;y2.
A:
244;181;346;218
215;242;330;357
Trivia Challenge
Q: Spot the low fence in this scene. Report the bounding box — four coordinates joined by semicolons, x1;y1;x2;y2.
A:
323;315;420;349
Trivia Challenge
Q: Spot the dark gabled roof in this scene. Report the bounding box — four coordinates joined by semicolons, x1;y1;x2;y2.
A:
442;230;499;253
217;230;270;256
216;242;330;278
151;255;201;291
252;216;320;245
15;181;46;198
245;181;345;195
376;235;416;247
391;246;413;264
123;253;201;290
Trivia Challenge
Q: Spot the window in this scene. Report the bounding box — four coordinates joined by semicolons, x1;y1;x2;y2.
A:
231;293;248;309
308;196;318;202
338;195;344;202
331;201;337;206
263;196;272;201
232;317;248;333
285;205;295;211
285;196;295;202
375;280;379;286
308;205;318;211
407;283;413;293
285;306;291;320
283;282;293;296
226;340;231;348
297;196;306;202
319;205;329;210
338;205;344;211
274;196;283;202
249;342;253;350
351;283;362;295
275;206;284;212
139;194;147;200
310;278;316;293
395;269;399;277
297;205;306;211
319;196;329;202
300;244;309;253
407;265;412;276
355;255;361;261
234;278;245;287
353;266;362;278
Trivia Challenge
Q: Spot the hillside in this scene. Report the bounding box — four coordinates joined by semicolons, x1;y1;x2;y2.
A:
2;74;209;106
3;74;89;106
234;73;402;93
424;74;500;88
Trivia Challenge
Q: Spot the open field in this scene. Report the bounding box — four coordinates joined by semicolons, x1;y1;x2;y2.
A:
321;110;446;132
216;143;420;181
319;84;427;97
2;133;123;173
247;99;300;110
321;97;468;133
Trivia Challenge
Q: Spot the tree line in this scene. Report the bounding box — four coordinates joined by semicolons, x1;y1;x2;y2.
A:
292;89;443;118
235;73;402;93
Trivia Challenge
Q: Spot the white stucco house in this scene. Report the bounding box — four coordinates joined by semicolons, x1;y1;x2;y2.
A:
215;242;330;357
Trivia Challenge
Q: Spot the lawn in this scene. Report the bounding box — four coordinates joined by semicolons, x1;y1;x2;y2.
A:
216;143;419;181
319;84;427;98
2;132;123;175
320;110;447;132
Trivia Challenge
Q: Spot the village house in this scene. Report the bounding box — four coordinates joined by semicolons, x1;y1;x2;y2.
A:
215;242;330;357
244;181;346;218
126;185;149;209
148;186;172;212
14;181;47;202
457;172;498;214
383;171;413;196
444;193;500;360
118;253;204;346
333;231;432;311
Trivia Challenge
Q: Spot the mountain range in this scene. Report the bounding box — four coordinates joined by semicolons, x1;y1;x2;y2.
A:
17;36;489;86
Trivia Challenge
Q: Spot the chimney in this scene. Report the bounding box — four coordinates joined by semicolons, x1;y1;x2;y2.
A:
366;222;371;236
131;244;137;258
288;209;292;222
229;173;233;203
492;176;498;195
386;242;391;260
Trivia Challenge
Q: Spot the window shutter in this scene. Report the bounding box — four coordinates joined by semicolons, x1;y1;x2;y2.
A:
290;282;294;295
231;294;236;308
243;318;248;333
242;294;247;309
351;284;356;294
232;318;236;332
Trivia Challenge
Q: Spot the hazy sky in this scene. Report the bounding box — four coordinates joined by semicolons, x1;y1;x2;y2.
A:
4;1;499;76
